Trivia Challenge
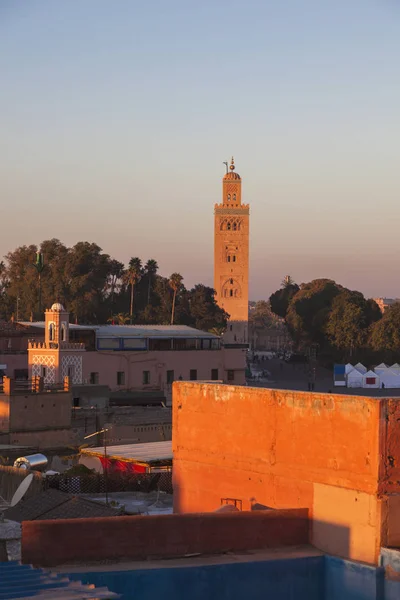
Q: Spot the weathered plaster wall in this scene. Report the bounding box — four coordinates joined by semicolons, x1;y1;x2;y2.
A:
22;509;308;567
172;383;400;564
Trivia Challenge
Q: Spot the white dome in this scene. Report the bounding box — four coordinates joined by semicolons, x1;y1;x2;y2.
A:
50;302;66;312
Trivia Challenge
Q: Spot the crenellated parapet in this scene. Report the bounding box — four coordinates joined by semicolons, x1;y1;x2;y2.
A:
28;340;85;351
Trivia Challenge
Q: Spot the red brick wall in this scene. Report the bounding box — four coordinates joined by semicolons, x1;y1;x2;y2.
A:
22;509;309;567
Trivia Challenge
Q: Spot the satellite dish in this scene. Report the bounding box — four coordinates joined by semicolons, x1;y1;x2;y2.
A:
10;473;34;507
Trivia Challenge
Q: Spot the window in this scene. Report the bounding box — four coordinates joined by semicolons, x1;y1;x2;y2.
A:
166;370;174;384
60;323;67;342
49;323;55;341
143;370;150;385
190;369;197;381
202;339;211;350
227;255;231;262
233;255;236;262
227;194;231;201
233;194;236;201
233;222;237;231
230;279;233;284
230;325;233;331
211;368;219;380
67;366;74;378
42;367;47;378
227;222;231;230
227;370;235;382
230;290;233;297
117;371;125;385
366;377;375;385
90;372;99;384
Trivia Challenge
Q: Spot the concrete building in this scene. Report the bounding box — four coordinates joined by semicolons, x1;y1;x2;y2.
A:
214;158;249;345
0;377;73;448
5;302;246;397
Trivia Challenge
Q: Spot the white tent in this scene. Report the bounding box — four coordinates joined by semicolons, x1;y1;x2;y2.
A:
374;363;388;375
354;362;367;374
378;369;400;389
345;363;354;374
362;370;380;389
390;363;400;375
347;368;364;388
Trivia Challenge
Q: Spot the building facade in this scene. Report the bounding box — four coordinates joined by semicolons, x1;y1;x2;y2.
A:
214;158;249;345
24;303;246;397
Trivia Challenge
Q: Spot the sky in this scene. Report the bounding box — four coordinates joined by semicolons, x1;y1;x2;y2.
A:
1;1;399;300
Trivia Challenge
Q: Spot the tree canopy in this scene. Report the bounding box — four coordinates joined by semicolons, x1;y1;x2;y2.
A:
269;277;383;362
0;239;229;332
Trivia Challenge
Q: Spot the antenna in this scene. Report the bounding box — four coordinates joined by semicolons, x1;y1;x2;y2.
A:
10;473;34;507
0;473;34;520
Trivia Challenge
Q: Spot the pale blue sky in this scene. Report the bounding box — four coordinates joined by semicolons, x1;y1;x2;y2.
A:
1;1;399;300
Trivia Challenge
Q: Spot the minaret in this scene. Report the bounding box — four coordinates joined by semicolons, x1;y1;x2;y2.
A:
214;157;249;344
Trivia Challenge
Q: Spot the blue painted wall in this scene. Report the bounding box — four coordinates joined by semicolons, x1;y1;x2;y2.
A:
66;552;400;600
68;556;324;600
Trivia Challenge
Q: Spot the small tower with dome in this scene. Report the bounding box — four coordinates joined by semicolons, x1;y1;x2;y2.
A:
214;157;250;347
45;302;69;346
28;302;85;385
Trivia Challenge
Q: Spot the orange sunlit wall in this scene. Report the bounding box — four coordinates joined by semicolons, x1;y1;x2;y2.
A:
172;382;400;565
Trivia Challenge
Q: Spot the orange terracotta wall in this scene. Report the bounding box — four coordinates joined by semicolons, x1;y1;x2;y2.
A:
172;383;400;564
22;509;309;567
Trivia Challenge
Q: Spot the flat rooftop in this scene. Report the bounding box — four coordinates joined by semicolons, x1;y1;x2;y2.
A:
19;322;218;339
82;440;172;464
57;544;323;573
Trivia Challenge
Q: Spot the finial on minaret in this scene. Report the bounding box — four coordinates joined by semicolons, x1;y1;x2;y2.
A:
230;157;235;171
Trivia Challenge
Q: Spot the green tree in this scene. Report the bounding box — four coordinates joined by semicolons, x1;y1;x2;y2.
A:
107;259;125;317
124;257;142;324
269;283;299;319
285;279;342;348
370;303;400;359
108;312;130;325
169;273;183;325
325;291;370;356
144;259;159;305
186;284;229;331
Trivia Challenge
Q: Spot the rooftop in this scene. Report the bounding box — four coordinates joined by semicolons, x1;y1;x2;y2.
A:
82;440;172;464
20;322;218;339
3;488;121;522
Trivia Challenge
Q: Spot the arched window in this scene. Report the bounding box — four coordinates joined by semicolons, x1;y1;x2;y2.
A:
49;323;55;341
60;323;66;342
227;255;231;262
233;222;237;231
230;290;233;297
227;222;231;231
227;194;231;201
233;255;236;262
233;194;236;201
230;279;233;284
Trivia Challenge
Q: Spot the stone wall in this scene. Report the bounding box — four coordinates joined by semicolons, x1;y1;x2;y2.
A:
172;382;400;564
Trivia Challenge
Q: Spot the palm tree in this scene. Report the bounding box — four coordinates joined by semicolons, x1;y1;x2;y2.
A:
169;273;183;325
124;258;142;324
145;259;159;305
108;313;130;325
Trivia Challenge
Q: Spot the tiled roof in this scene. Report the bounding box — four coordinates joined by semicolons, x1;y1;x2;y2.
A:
4;488;120;522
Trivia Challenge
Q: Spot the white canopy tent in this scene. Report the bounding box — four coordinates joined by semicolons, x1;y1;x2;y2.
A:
362;370;380;389
378;369;400;389
347;368;364;388
354;362;367;375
